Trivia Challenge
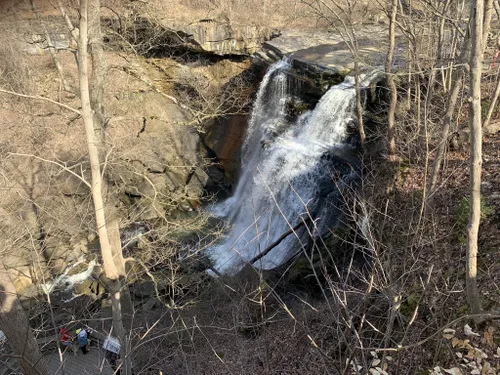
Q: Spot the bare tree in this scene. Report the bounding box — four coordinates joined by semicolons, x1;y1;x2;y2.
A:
466;0;484;316
428;0;493;202
427;32;470;202
0;259;48;375
77;0;132;372
385;0;398;158
87;0;135;323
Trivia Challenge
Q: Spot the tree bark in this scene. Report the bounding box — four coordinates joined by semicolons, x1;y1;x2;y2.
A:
354;60;366;147
0;261;48;375
88;0;107;136
385;0;398;157
466;0;484;316
88;0;129;281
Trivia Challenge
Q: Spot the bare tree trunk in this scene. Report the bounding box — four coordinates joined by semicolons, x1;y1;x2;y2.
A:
88;0;106;134
427;32;471;202
494;0;500;20
88;0;134;327
483;0;494;48
386;0;398;157
428;1;492;202
0;260;48;375
78;0;118;281
77;1;132;373
354;60;366;147
467;0;484;316
57;0;78;43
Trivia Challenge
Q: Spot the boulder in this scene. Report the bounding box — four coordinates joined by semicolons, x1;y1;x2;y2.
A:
485;120;500;135
185;167;209;199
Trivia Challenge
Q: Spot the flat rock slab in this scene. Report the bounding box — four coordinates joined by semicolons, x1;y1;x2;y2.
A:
260;26;405;76
45;348;114;375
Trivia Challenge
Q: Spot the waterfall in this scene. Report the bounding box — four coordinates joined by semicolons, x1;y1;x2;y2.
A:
210;61;369;274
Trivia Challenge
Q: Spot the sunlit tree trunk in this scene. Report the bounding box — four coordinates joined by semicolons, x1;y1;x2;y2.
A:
466;0;484;316
385;0;398;157
77;1;132;373
354;60;366;147
0;260;48;375
88;0;134;328
482;0;494;48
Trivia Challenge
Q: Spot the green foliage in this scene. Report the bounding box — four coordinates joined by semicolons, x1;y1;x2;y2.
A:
481;99;498;121
454;195;494;243
457;304;470;316
482;99;490;121
400;292;420;319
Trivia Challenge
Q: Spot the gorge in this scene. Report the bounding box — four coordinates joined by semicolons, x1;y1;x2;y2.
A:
2;2;498;374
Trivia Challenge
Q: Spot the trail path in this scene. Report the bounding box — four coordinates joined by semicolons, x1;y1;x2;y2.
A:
45;348;114;375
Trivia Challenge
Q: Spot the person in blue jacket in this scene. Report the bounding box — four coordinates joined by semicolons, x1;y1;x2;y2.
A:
76;328;89;354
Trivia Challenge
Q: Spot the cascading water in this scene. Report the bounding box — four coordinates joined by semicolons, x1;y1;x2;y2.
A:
210;60;370;274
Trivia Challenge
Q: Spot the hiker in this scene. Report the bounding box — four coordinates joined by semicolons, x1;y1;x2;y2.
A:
59;327;77;354
76;328;89;354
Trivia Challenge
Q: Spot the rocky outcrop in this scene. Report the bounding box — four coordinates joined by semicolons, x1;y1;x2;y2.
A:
254;26;400;86
0;49;212;299
24;14;278;57
106;89;206;218
126;16;278;57
168;18;279;56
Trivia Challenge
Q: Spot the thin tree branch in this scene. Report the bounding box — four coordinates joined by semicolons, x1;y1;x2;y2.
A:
0;88;80;114
8;153;91;188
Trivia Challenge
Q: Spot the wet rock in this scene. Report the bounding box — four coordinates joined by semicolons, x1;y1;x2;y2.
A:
203;114;247;181
185;167;209;199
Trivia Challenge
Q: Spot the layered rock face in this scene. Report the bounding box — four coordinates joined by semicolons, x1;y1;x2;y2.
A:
0;49;209;299
168;18;278;56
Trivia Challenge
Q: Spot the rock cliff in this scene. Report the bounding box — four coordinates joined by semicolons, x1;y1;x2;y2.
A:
167;18;278;56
